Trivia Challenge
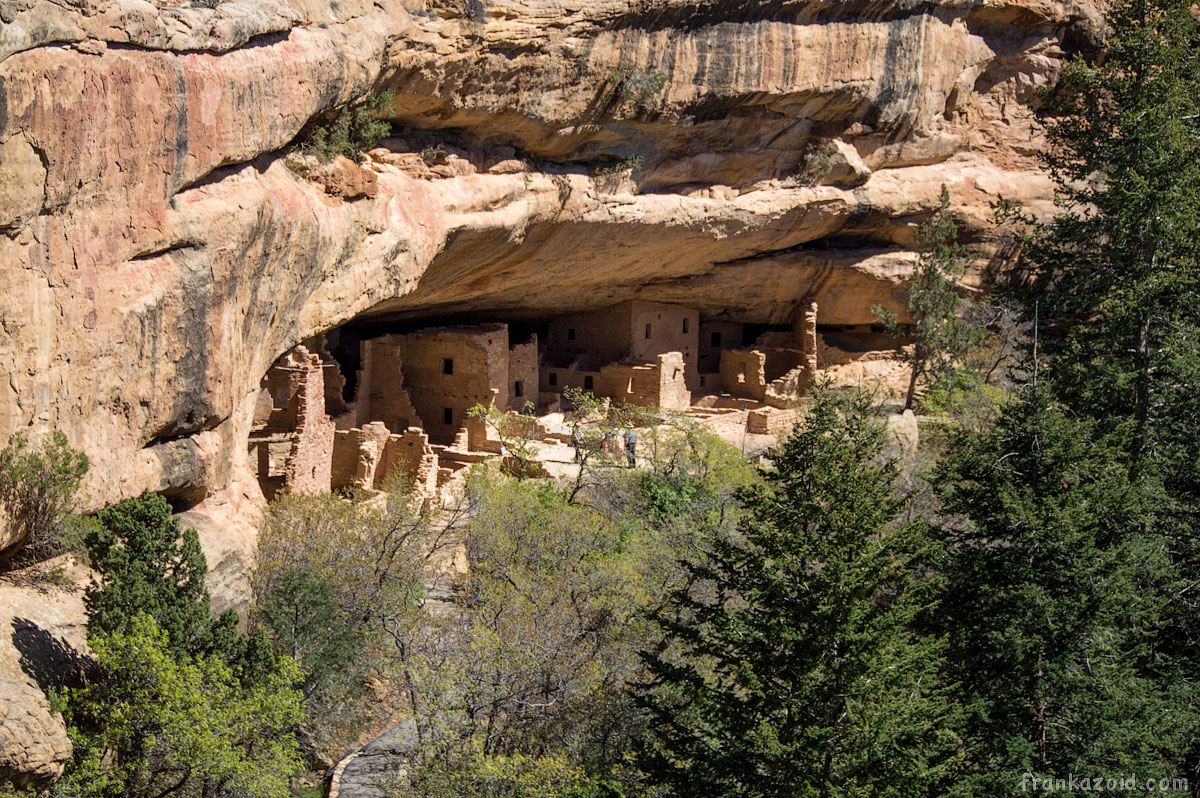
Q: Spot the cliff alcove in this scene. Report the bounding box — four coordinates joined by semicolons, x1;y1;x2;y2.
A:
0;0;1101;784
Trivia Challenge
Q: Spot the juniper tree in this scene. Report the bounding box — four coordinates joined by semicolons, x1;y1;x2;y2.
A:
636;389;959;797
85;492;273;678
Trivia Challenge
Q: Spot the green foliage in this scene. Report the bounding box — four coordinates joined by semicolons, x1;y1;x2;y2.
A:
255;489;428;639
83;493;272;677
934;385;1190;794
605;65;667;105
404;474;655;761
637;387;959;797
593;155;644;177
874;185;982;410
303;91;394;164
468;402;541;477
407;749;609;798
254;488;431;751
637;471;698;527
420;145;447;162
1004;0;1200;780
0;431;89;562
257;567;363;703
54;614;303;798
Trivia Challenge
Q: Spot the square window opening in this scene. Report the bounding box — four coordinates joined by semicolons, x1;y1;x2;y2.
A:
443;407;453;425
443;358;454;375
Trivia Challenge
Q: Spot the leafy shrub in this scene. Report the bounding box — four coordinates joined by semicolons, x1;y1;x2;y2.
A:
54;614;303;798
302;91;394;164
605;65;667;105
0;431;89;564
84;493;273;676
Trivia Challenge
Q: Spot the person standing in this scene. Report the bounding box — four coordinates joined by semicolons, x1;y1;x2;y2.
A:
624;427;637;467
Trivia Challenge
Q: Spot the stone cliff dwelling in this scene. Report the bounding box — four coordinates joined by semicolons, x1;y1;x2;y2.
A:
246;293;894;503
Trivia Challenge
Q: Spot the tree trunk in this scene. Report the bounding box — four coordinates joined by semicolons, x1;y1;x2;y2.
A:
903;361;922;411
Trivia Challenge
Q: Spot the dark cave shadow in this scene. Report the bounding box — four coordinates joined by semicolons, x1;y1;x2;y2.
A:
11;617;94;692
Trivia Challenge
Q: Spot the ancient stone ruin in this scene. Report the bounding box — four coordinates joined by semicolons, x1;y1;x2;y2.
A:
243;292;889;505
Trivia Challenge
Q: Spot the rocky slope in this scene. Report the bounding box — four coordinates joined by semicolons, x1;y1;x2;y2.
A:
0;0;1098;784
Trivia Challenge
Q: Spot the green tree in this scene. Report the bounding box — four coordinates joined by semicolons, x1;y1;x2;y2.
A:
874;185;982;411
636;388;958;797
0;431;89;562
257;567;363;703
54;614;303;798
303;91;394;164
1008;0;1200;780
934;385;1190;795
84;493;272;676
468;401;542;478
1021;0;1200;462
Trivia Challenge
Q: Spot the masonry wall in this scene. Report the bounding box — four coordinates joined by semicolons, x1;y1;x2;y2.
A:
282;349;335;494
698;321;744;373
544;305;633;368
357;335;421;433
378;428;439;497
596;352;690;409
719;349;768;400
508;334;539;410
627;301;700;387
596;361;661;406
746;407;804;435
401;325;506;445
303;333;349;417
761;347;804;382
656;352;692;409
539;366;600;394
331;421;391;491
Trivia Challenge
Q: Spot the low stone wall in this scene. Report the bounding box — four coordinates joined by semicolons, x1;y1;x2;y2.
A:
746;407;803;435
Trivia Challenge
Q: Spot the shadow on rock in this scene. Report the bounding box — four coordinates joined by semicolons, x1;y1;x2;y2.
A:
11;617;93;691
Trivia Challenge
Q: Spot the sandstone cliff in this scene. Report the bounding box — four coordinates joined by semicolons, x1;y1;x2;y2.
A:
0;0;1098;783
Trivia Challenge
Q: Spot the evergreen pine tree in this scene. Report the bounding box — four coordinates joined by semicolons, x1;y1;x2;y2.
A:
1026;0;1200;471
1012;0;1200;780
935;385;1190;795
636;389;959;797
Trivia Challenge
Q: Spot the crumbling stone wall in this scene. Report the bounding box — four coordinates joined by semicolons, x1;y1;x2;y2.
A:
378;429;440;506
357;336;421;433
597;352;690;409
281;349;335;495
719;349;768;400
303;333;350;418
747;407;804;435
331;421;391;491
798;295;819;385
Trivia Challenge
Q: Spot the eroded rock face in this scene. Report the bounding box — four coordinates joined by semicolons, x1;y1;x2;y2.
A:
0;0;1098;783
